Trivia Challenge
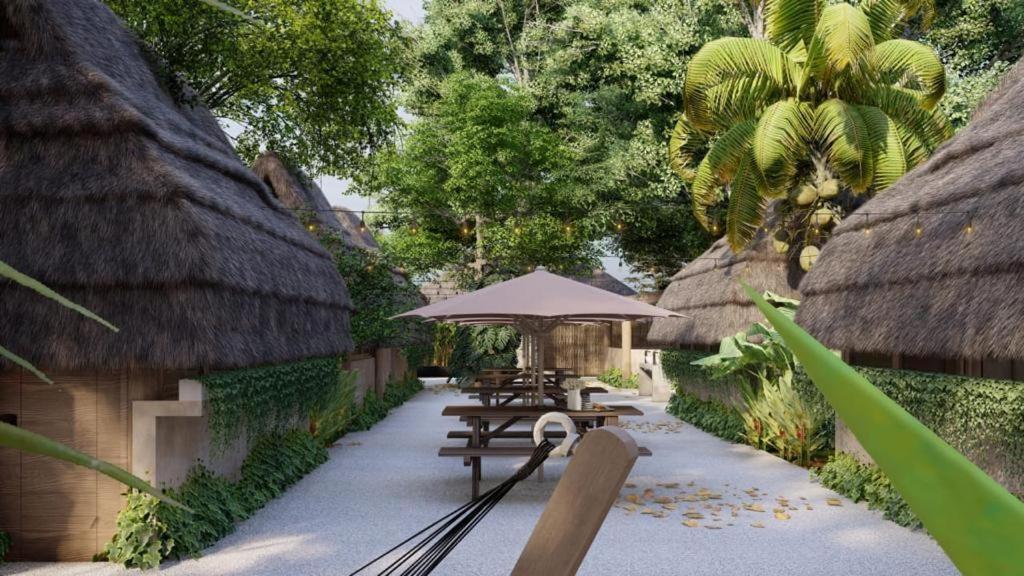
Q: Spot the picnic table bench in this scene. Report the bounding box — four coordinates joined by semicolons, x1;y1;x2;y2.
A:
463;384;607;407
440;404;649;497
477;367;578;387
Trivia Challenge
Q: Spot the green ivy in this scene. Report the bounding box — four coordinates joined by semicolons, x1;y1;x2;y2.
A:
349;375;423;432
598;367;639;389
814;453;921;529
103;430;327;569
200;357;342;449
666;392;745;442
661;349;746;393
851;367;1024;484
0;530;10;563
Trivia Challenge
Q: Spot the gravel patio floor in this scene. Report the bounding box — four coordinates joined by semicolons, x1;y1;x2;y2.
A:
2;379;959;576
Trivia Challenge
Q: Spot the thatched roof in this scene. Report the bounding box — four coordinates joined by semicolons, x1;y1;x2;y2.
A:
796;59;1024;360
0;0;353;371
647;233;801;347
252;152;379;251
569;269;636;297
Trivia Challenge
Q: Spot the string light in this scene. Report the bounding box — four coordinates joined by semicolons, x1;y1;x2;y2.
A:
514;224;523;235
358;211;367;233
614;221;624;232
863;214;872;236
914;213;923;238
564;223;573;234
409;220;419;235
965;215;975;235
460;221;471;236
307;223;317;232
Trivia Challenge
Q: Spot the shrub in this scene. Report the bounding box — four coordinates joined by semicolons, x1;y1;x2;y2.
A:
349;374;423;432
742;375;827;466
0;531;11;563
814;453;921;529
104;430;327;569
598;367;639;389
666;392;745;442
310;371;359;447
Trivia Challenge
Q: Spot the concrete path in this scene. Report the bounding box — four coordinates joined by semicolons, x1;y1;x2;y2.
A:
2;380;959;575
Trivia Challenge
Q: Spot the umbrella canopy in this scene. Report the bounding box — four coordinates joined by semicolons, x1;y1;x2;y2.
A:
397;268;681;404
396;268;679;323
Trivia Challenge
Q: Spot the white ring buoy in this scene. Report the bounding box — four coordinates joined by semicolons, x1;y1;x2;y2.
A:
533;412;579;457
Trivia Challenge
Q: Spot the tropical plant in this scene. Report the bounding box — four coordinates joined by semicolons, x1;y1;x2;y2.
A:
598;367;639;390
670;0;953;253
309;371;358;447
691;291;799;384
742;373;827;465
448;325;521;386
0;260;179;507
432;322;457;367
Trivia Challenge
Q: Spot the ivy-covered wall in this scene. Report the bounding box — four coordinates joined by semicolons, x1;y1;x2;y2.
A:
823;367;1024;494
200;356;342;449
661;349;748;408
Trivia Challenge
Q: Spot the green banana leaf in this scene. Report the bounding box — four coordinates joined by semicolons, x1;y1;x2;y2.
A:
0;422;185;509
0;261;118;333
742;282;1024;575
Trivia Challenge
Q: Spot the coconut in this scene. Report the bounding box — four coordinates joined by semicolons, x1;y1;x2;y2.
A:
773;238;789;254
810;208;833;227
818;179;840;199
792;184;818;206
799;245;820;271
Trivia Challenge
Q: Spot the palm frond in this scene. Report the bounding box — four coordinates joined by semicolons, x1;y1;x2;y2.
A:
814;99;875;193
668;114;705;181
867;85;952;154
858;105;907;191
0;344;52;384
705;119;758;182
806;3;875;78
859;0;905;42
684;38;796;132
765;0;824;53
752;98;812;191
690;157;724;231
873;39;945;109
726;153;769;251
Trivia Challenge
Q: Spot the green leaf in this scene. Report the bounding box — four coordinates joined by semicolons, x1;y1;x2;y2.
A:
742;283;1024;576
814;99;875;193
765;0;824;53
668;115;705;181
807;3;875;76
690;156;723;232
0;422;185;509
873;39;946;109
858;105;907;191
752;99;811;191
0;260;118;332
0;344;52;385
684;38;795;132
725;153;769;251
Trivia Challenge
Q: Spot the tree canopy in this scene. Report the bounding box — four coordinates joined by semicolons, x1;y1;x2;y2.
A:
107;0;408;175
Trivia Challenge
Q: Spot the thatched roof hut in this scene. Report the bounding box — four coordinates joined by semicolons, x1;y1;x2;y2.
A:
252;151;379;251
796;59;1024;361
647;233;801;347
0;0;354;370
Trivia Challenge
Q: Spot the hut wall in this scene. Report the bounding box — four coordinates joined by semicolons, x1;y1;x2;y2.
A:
0;366;186;561
543;325;610;376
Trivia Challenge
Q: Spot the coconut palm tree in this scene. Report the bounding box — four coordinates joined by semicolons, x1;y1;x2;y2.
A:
670;0;952;255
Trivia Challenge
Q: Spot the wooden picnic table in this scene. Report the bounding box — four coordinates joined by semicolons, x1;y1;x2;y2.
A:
477;367;578;388
462;384;607;407
440;404;649;498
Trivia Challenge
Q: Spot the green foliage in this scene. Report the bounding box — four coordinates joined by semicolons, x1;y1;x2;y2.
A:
367;71;598;275
854;366;1024;482
106;0;408;176
199;357;341;449
432;322;458;367
814;452;921;528
310;371;359;447
348;375;424;432
662;349;747;393
0;531;10;563
448;325;521;386
317;239;428;350
673;0;953;252
666;391;745;442
104;430;327;569
598;367;639;389
741;374;827;466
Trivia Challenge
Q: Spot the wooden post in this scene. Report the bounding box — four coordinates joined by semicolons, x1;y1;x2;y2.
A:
621;320;632;379
511;427;639;576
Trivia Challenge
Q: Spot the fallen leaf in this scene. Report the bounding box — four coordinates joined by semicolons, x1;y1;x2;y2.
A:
684;512;705;519
743;503;765;512
774;512;791;520
683;520;699;528
826;498;843;507
751;522;765;528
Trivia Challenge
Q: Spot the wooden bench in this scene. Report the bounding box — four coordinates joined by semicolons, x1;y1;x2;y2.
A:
439;446;652;457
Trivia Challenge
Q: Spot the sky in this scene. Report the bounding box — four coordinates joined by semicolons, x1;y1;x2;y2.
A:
316;0;641;288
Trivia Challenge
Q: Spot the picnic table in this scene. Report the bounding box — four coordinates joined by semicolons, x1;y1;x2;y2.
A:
477;367;578;387
440;404;650;498
462;384;607;407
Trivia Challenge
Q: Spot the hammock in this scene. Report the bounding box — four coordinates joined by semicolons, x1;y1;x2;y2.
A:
348;441;556;576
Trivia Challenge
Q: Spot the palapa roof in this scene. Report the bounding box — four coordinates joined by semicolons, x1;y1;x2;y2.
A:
796;59;1024;360
252;152;379;251
569;269;636;297
0;0;353;371
647;233;801;347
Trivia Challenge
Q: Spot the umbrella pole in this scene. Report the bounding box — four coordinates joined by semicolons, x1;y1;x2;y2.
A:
536;330;545;406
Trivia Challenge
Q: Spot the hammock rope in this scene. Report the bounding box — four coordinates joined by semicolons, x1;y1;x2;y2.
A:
348;440;556;576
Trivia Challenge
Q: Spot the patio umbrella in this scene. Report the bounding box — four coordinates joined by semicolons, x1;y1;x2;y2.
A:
396;268;683;404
